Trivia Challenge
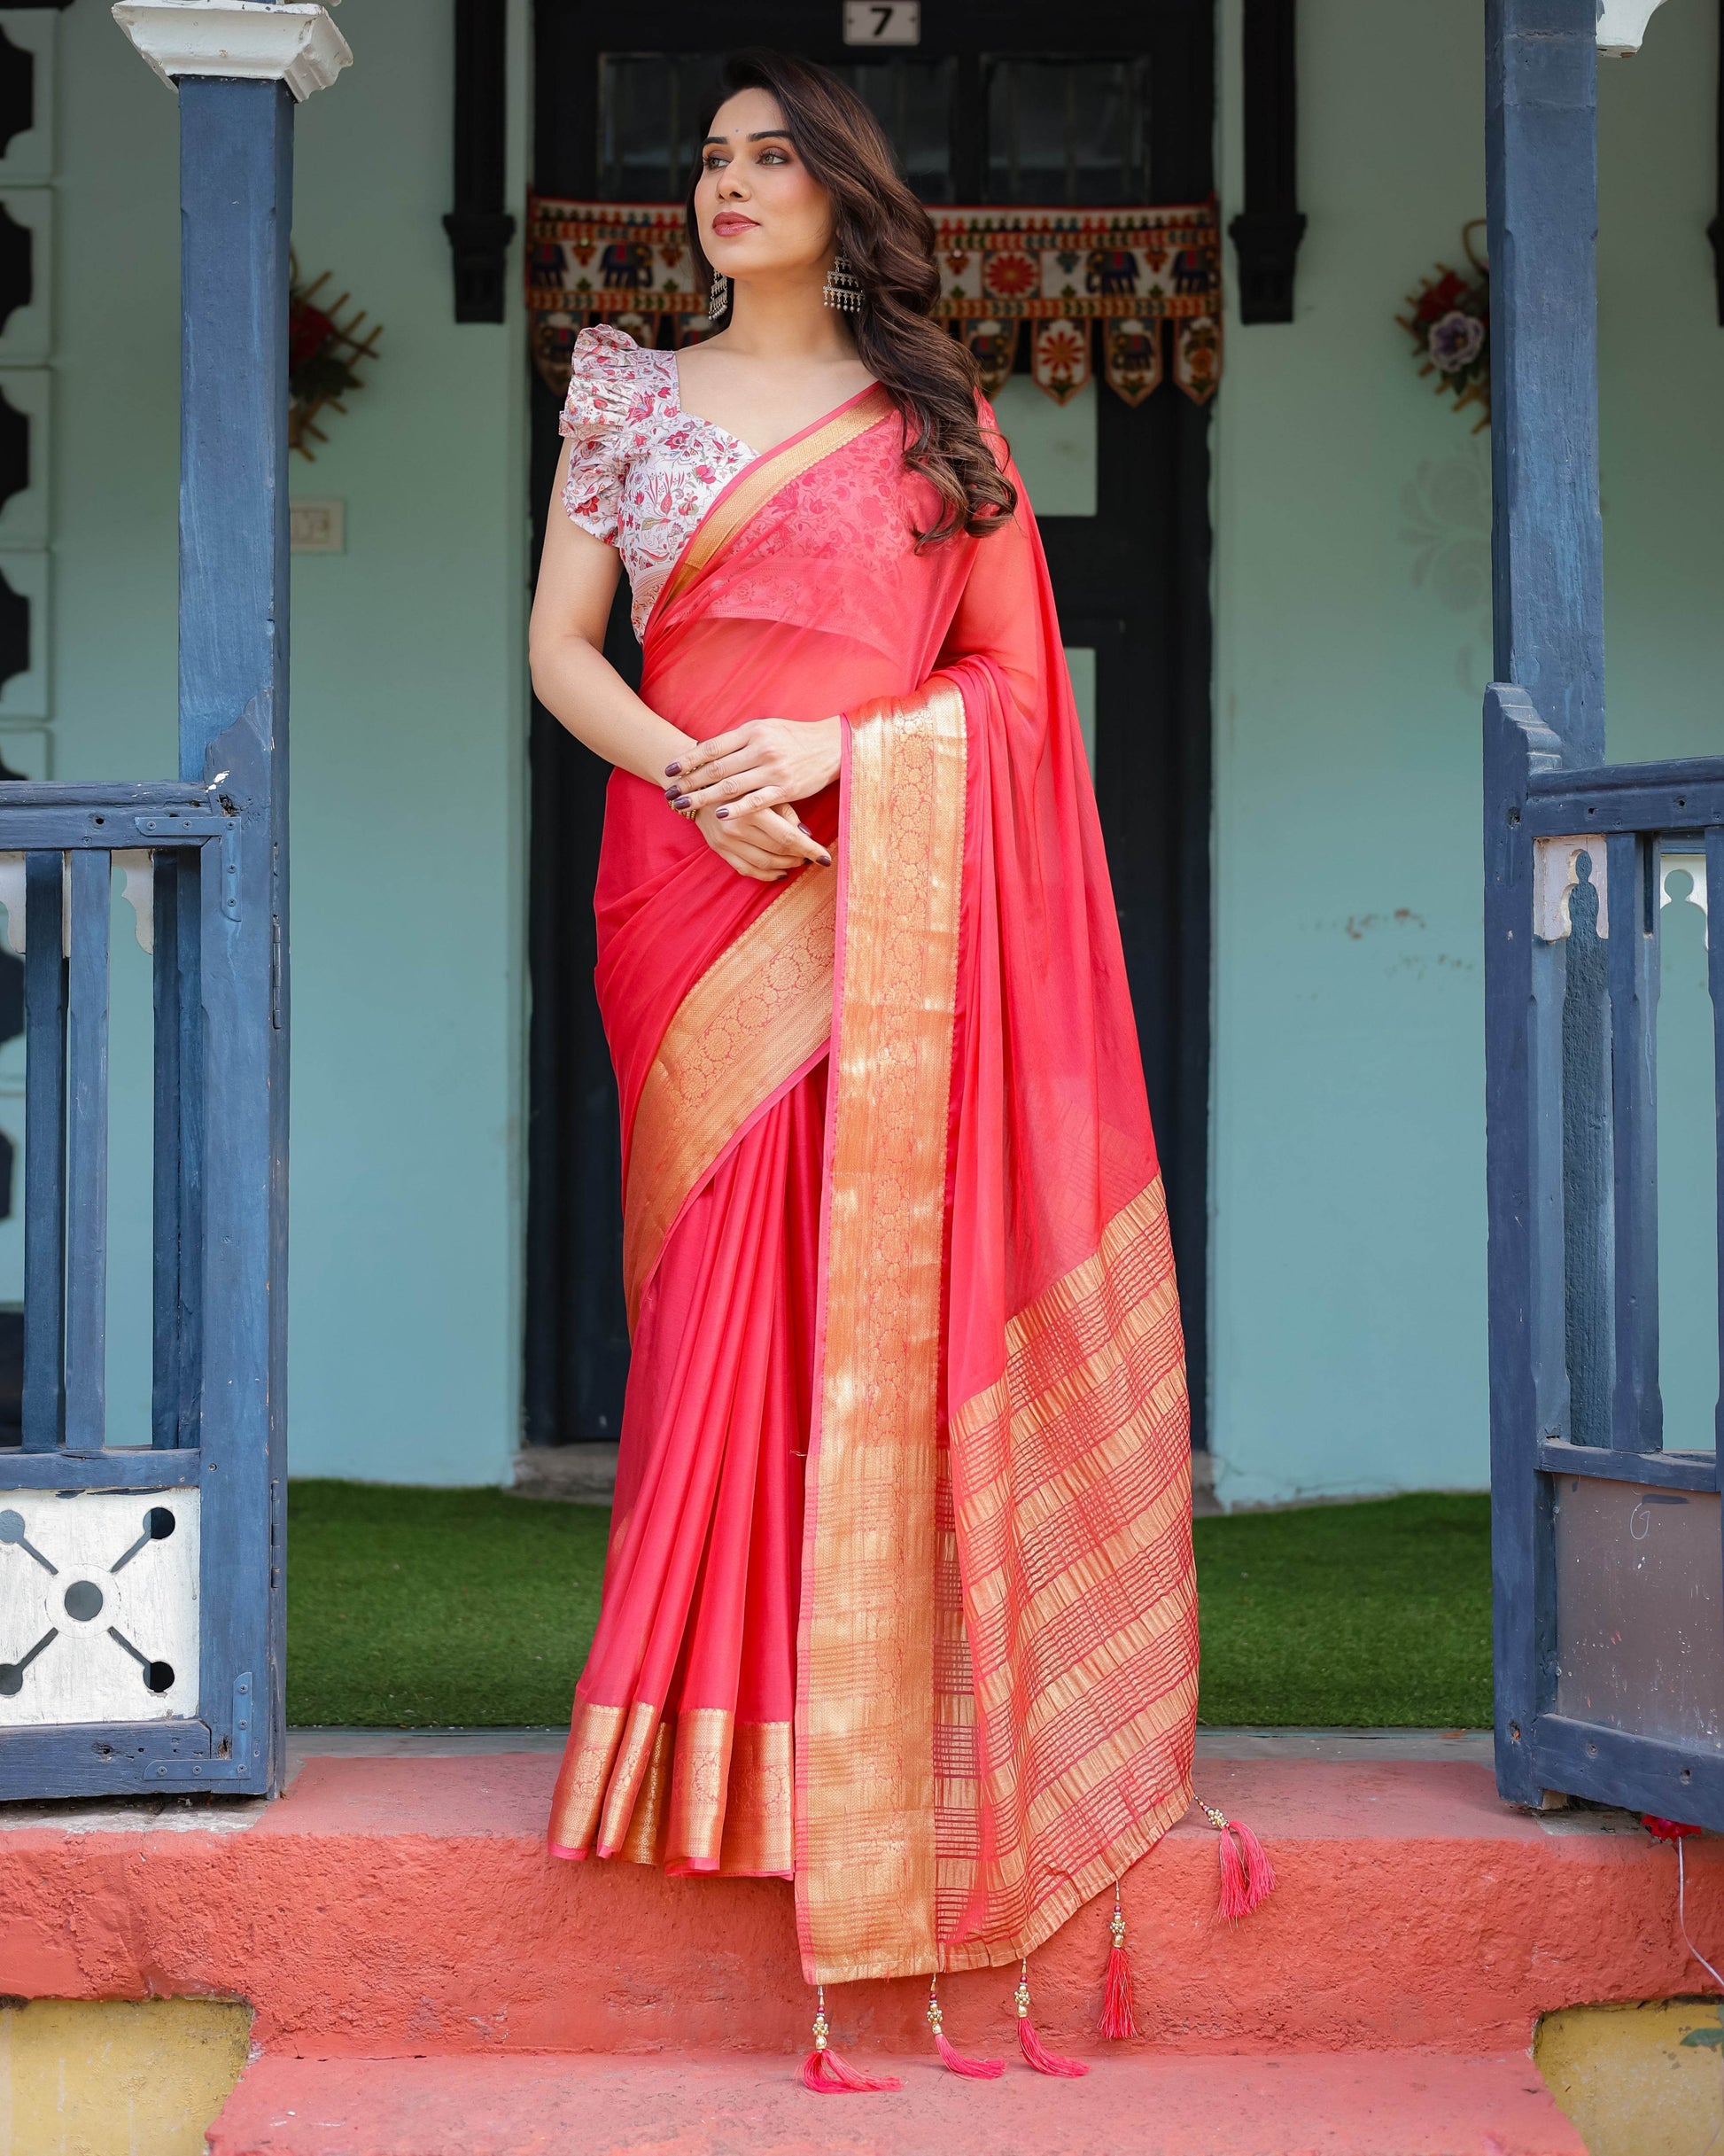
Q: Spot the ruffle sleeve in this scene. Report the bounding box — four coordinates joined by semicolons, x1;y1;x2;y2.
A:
558;323;646;546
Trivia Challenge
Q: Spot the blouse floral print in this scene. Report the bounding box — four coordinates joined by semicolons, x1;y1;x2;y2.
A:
559;323;756;642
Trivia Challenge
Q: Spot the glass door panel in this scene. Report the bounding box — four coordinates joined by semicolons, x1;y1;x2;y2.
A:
841;58;956;200
982;56;1151;203
597;53;723;198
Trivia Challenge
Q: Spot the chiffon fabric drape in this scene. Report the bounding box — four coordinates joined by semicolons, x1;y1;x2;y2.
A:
548;385;1197;1985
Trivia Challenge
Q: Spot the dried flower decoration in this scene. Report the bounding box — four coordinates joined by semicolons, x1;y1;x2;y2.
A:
288;254;383;461
1397;219;1490;432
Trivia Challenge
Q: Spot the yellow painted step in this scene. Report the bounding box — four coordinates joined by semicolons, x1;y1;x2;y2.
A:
1538;1996;1724;2156
0;1997;251;2156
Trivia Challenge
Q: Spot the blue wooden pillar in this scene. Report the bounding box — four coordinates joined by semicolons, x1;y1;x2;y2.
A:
1485;0;1606;763
100;0;349;1797
176;75;295;1791
1484;0;1607;1813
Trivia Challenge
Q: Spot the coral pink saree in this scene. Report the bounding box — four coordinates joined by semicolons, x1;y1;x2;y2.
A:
548;384;1197;1987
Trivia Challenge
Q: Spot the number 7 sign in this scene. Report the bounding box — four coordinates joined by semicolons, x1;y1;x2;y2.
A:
842;2;921;44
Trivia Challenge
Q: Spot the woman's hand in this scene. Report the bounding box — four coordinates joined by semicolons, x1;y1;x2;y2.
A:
695;801;832;883
666;717;842;820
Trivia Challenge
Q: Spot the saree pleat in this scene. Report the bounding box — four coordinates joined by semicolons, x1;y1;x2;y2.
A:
549;385;1196;1985
548;1069;822;1875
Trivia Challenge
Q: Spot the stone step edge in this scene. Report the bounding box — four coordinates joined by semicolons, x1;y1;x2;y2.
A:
207;2048;1587;2156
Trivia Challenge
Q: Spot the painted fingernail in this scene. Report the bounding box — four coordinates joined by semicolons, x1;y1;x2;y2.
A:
797;822;812;834
672;794;691;811
819;853;833;867
716;807;729;820
664;762;682;777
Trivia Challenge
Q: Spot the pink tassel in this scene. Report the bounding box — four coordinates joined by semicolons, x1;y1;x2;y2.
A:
1099;1880;1136;2040
1202;1801;1276;1919
803;2050;902;2094
927;1980;1005;2078
1014;1960;1089;2077
802;1987;901;2094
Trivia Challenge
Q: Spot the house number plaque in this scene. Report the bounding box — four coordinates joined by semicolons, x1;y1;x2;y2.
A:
843;3;920;44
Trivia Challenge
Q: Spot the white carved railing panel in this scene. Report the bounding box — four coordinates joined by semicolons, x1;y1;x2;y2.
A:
0;849;154;953
1660;851;1709;946
0;1489;199;1724
1533;834;1611;941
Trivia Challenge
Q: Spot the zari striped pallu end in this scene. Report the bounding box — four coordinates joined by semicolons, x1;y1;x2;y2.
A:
796;679;967;1986
620;866;836;1331
940;1175;1197;1973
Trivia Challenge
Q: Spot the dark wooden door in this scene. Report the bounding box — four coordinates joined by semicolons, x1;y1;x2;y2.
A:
526;1;1215;1448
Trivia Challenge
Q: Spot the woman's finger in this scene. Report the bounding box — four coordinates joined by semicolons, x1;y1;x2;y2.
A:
709;827;792;874
667;725;756;780
717;851;782;882
671;768;757;812
714;785;786;820
667;743;759;794
720;784;792;820
752;807;830;865
675;763;776;813
679;774;745;812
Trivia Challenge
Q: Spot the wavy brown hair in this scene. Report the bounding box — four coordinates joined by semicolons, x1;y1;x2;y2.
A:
686;50;1015;547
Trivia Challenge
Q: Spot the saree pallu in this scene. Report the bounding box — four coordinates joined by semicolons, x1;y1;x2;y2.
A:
549;385;1198;1984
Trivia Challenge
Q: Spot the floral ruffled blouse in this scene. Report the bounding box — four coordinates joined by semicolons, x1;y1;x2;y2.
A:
559;323;757;641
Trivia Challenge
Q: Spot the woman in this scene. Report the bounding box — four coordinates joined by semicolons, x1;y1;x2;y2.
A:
530;50;1220;2074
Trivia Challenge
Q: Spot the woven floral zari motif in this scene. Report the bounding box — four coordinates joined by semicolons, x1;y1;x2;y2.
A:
547;383;1196;1984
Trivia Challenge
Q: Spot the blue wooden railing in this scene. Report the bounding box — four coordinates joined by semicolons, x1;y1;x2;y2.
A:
0;790;236;1459
1489;707;1724;1824
0;785;272;1796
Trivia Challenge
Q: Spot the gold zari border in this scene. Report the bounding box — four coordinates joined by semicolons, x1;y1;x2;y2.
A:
797;679;969;1986
622;868;835;1327
548;1702;793;1877
657;385;895;617
547;1697;625;1854
719;1720;795;1875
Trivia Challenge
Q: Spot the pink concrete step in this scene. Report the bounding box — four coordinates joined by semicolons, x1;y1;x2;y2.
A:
2;1754;1715;2059
206;2050;1586;2156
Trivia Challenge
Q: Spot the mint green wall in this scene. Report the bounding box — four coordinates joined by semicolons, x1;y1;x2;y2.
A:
1210;1;1723;1506
39;3;1723;1498
50;0;529;1484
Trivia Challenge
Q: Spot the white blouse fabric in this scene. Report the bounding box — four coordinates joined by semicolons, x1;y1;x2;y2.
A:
559;323;756;642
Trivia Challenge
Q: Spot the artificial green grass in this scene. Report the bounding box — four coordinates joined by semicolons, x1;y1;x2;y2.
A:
285;1481;1492;1729
285;1481;610;1726
1192;1491;1492;1727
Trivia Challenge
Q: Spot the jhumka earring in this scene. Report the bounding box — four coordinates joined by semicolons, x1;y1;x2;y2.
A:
822;253;863;313
708;268;729;318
